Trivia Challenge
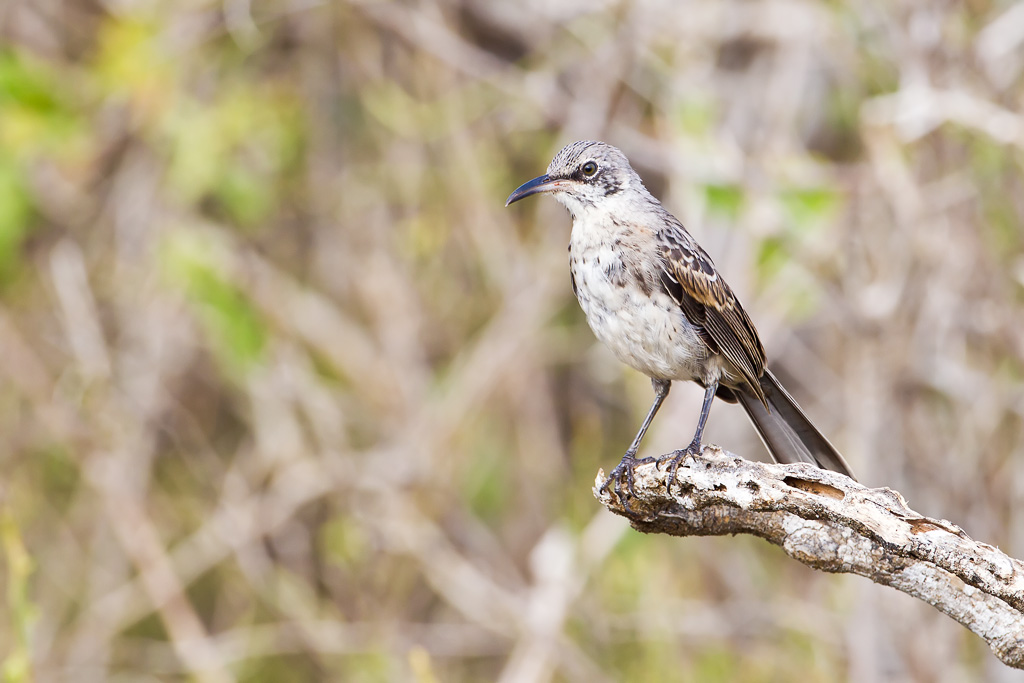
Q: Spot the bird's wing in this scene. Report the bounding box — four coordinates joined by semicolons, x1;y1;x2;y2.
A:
657;224;768;405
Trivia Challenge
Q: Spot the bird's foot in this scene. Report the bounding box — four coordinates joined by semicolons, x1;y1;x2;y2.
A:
598;451;655;514
657;440;702;491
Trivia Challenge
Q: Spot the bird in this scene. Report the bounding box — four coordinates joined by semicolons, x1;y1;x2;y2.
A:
505;141;854;506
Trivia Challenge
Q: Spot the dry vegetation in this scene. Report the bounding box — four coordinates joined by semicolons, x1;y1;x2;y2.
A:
0;0;1023;681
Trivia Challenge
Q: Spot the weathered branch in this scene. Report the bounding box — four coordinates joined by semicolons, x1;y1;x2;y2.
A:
594;446;1024;669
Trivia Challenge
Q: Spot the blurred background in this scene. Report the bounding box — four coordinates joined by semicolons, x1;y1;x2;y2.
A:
1;0;1023;680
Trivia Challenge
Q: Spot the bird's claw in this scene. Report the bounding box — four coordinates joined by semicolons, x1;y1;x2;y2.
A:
599;451;654;514
657;440;702;491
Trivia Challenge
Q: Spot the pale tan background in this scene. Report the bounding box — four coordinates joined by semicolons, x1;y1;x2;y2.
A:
0;0;1023;681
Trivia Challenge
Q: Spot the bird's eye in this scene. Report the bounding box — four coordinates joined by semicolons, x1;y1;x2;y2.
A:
581;161;598;177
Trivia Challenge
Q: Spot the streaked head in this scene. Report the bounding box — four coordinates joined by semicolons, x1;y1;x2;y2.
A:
505;141;644;213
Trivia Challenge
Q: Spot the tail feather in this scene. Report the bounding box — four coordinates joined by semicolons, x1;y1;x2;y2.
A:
736;370;856;480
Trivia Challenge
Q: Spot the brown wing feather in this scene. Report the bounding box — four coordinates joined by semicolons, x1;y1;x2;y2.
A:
657;225;768;406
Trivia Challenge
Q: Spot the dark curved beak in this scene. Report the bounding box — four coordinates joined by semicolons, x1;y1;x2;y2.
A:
505;174;561;207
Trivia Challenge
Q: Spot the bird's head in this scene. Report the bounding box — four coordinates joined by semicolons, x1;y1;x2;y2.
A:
505;141;644;215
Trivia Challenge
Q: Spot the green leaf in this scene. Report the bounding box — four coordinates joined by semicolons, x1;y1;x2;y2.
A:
1;509;37;683
0;51;64;113
319;515;369;568
0;160;32;284
164;100;229;204
94;18;172;97
779;187;841;233
161;231;267;373
0;50;89;163
216;166;276;227
755;235;788;281
704;183;744;221
676;96;715;135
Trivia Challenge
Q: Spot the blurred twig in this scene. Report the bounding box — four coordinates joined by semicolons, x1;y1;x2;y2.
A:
596;446;1024;670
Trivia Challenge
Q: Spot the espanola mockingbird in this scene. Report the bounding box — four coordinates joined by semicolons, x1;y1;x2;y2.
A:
506;141;854;505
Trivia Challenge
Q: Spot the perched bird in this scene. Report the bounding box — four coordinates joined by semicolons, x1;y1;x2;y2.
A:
506;141;854;504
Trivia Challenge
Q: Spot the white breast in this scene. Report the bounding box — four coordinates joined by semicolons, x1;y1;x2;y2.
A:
569;227;714;384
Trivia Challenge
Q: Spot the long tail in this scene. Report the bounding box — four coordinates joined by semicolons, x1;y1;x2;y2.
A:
736;369;856;480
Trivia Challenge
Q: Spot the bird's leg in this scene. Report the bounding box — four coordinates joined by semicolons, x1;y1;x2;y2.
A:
661;380;718;488
600;379;671;511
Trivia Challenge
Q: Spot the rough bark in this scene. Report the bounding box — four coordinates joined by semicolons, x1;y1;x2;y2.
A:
594;446;1024;669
